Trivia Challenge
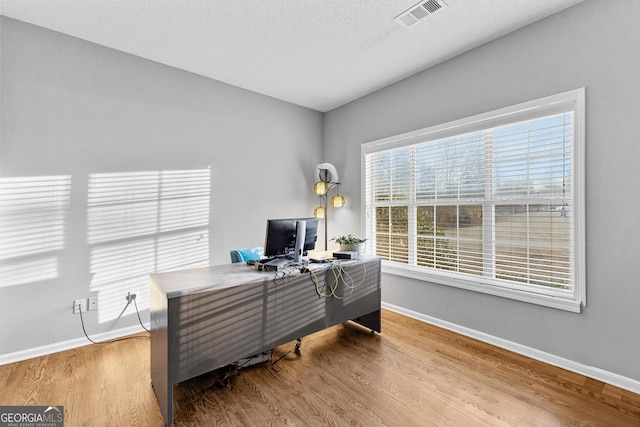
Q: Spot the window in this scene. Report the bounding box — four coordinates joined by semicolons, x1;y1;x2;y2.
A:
362;89;585;312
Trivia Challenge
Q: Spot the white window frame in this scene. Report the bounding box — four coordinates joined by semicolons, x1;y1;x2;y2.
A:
361;88;585;312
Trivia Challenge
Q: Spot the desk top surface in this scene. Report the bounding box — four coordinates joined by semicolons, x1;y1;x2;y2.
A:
150;256;379;298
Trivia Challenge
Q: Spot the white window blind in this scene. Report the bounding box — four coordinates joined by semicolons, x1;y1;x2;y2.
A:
362;89;585;312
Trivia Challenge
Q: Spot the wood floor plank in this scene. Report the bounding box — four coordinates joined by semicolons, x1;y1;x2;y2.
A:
1;310;639;426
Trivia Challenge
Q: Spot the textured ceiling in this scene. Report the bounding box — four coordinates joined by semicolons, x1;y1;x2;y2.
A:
0;0;584;112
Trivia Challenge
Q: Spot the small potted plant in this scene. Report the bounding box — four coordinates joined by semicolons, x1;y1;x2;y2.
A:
331;234;367;253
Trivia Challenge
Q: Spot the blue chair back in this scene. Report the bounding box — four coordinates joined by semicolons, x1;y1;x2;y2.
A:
230;246;264;263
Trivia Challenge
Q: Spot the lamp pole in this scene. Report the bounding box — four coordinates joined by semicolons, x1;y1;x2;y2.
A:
323;197;328;250
317;183;343;250
313;164;345;251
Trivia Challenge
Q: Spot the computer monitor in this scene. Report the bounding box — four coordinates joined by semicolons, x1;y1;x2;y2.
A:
264;218;318;262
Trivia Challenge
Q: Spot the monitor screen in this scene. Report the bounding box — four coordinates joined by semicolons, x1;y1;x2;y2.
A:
264;218;318;258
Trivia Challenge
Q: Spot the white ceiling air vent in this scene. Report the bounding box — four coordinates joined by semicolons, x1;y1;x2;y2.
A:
394;0;448;27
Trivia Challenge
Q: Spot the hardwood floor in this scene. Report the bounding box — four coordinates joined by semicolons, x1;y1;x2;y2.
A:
1;310;639;426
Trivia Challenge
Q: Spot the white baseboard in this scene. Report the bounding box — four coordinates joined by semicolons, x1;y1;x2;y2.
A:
382;302;640;395
0;324;150;366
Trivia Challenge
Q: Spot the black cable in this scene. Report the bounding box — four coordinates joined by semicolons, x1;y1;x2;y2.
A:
271;341;301;371
78;307;98;344
77;302;150;345
236;352;271;369
133;297;151;333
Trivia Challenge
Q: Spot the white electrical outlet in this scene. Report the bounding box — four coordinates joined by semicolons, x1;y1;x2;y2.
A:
73;299;87;314
88;296;98;311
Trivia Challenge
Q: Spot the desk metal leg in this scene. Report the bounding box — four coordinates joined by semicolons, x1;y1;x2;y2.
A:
151;380;173;427
166;387;173;427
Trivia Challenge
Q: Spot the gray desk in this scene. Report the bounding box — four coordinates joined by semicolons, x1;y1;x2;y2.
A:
150;257;381;426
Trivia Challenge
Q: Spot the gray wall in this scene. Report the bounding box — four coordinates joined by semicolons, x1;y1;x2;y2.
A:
0;17;323;355
324;0;640;382
3;0;640;386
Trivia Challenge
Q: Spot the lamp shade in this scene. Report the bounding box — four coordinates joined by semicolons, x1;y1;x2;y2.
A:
313;206;326;218
331;194;345;208
316;163;339;184
313;181;328;195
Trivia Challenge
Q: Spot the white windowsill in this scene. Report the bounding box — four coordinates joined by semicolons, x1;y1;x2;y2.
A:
382;262;582;313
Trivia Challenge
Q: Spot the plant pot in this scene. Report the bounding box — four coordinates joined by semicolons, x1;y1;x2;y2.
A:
340;242;365;253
